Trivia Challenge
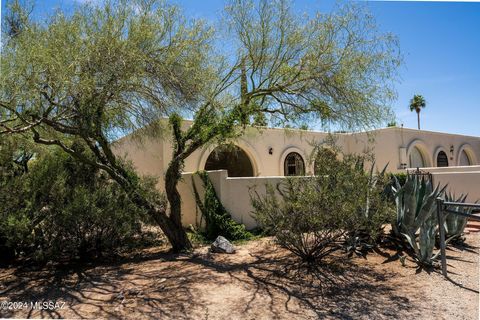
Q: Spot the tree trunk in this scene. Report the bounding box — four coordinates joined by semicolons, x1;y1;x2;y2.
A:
127;180;192;252
417;110;420;130
149;205;192;252
164;156;193;252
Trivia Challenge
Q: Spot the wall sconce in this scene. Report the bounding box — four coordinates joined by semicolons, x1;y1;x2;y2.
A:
449;145;454;160
268;147;273;155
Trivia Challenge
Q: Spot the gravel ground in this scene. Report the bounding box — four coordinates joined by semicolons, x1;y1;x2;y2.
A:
0;233;478;319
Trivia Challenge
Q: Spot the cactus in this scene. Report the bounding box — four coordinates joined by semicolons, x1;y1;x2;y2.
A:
391;174;446;266
444;193;475;240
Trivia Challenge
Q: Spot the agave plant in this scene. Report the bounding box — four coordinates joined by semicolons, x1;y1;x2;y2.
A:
391;174;446;266
444;193;476;240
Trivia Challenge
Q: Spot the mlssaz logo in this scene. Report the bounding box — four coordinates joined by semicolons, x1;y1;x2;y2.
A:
30;301;66;310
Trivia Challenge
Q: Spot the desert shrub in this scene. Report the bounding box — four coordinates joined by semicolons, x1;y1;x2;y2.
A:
192;171;252;241
252;176;353;263
252;145;394;263
0;145;157;262
313;146;395;255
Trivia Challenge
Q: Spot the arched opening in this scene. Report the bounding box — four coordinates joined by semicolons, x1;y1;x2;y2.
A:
409;146;426;168
436;151;449;167
459;150;472;166
204;145;254;177
284;152;305;176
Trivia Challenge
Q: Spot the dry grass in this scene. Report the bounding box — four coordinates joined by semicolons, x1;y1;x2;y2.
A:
0;234;478;319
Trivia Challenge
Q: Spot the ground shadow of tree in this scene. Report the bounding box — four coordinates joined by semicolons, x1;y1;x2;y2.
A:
0;244;426;319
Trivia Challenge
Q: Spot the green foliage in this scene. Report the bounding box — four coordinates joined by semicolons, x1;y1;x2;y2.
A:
444;193;474;240
252;146;394;263
0;147;156;262
1;0;402;253
192;171;252;241
384;172;407;202
252;178;349;263
312;145;395;256
389;172;407;187
387;121;397;127
409;94;426;112
391;174;446;266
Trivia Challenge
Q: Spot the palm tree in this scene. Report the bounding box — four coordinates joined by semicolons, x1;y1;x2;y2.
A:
409;94;426;130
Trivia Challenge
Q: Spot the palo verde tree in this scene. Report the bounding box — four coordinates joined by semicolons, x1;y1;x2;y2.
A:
1;0;401;252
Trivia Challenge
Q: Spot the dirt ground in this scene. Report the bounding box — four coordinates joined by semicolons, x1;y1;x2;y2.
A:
0;234;478;320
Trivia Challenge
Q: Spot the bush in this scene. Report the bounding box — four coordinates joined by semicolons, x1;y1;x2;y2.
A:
313;146;395;255
192;171;252;241
251;146;394;263
252;176;352;263
0;144;157;262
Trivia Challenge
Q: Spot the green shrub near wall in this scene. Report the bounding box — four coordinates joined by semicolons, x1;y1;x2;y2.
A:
192;171;252;241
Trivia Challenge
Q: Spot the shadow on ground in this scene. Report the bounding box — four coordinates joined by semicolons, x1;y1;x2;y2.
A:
0;243;427;319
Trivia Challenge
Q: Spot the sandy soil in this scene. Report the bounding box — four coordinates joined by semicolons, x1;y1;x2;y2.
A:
0;234;478;320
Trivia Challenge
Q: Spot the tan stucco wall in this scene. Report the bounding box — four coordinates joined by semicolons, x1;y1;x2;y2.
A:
179;170;295;229
179;169;480;229
432;171;480;203
113;123;480;183
113;123;480;227
345;128;480;172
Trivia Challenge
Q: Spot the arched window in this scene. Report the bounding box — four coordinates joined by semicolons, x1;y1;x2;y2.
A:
284;152;305;176
459;150;472;166
205;145;254;177
436;151;449;167
409;147;425;168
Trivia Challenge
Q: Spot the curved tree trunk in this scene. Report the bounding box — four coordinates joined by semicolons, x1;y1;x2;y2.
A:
164;157;192;252
109;166;192;253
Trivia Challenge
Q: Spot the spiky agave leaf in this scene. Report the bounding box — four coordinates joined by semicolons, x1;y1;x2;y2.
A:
392;174;446;266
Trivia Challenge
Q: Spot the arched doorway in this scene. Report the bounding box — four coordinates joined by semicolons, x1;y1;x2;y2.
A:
284;152;305;176
459;150;472;166
204;145;254;177
409;146;426;168
436;151;449;167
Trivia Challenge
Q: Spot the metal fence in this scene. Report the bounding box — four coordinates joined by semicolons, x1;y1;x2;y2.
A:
411;167;433;185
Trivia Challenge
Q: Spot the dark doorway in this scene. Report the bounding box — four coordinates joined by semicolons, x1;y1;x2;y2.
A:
204;145;254;177
436;151;449;167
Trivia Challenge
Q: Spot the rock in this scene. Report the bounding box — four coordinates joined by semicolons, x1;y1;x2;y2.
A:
210;236;236;254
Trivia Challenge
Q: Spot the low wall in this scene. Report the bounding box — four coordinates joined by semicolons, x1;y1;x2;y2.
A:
178;168;480;229
407;165;480;174
406;166;480;203
178;170;286;229
431;171;480;203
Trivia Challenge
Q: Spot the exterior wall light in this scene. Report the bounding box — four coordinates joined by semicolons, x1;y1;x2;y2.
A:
450;145;454;160
268;147;273;155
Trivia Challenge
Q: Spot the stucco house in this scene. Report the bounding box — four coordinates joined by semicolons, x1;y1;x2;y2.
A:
114;123;480;228
115;123;479;179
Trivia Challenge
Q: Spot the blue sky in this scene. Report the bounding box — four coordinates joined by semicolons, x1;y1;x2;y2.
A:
2;0;479;136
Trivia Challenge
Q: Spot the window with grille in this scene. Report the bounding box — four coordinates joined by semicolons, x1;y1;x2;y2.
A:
284;152;305;176
436;151;449;167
